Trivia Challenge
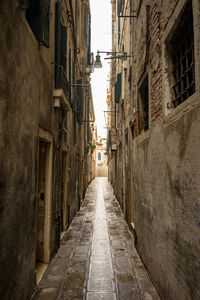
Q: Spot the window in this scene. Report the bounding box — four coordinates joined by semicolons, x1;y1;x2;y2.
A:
117;0;122;14
139;75;149;132
73;111;77;144
55;2;67;71
26;0;51;47
76;79;83;123
62;110;68;145
170;1;195;107
115;73;122;103
98;152;101;161
54;2;71;104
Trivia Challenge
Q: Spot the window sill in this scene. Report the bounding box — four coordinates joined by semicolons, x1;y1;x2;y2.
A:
164;89;200;124
53;89;71;111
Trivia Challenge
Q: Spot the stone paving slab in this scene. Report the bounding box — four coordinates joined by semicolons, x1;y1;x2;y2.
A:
103;179;160;300
30;178;160;300
86;292;117;300
30;183;96;300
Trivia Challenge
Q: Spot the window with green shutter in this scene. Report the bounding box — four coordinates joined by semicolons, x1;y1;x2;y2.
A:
84;0;88;39
107;129;111;148
54;2;70;105
26;0;51;48
60;25;67;71
117;0;122;14
115;73;121;103
69;49;72;84
55;2;67;71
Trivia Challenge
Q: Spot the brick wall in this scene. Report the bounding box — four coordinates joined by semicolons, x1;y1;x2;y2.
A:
150;4;162;122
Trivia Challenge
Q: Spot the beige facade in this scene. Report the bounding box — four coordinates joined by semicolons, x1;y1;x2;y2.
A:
96;136;108;177
108;0;200;299
0;0;93;299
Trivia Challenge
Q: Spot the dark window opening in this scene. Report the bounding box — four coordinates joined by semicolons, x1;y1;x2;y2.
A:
55;2;71;105
139;75;149;132
76;79;83;123
98;152;101;161
73;111;77;144
171;1;195;107
125;129;128;143
115;73;122;103
62;110;68;145
26;0;51;47
130;123;135;139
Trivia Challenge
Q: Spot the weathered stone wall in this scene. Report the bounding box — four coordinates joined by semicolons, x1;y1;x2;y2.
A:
0;2;51;299
133;93;200;300
130;0;200;299
110;0;200;299
0;0;91;299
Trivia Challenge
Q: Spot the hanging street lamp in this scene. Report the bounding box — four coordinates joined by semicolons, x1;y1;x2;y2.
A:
94;50;131;68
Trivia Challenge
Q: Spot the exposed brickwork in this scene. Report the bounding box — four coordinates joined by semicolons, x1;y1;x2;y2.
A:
150;4;162;122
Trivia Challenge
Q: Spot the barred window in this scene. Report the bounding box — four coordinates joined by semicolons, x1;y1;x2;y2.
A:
171;1;195;107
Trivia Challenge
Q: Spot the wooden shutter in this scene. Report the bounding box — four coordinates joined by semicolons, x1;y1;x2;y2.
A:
55;3;67;70
55;2;61;88
55;2;61;64
84;1;88;38
69;49;72;83
117;0;122;14
77;79;83;122
115;73;122;103
26;0;51;47
60;25;67;71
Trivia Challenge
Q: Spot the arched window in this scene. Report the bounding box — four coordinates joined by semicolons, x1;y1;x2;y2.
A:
98;152;101;161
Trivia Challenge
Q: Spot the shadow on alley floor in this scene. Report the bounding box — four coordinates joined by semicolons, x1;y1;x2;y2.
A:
31;178;160;300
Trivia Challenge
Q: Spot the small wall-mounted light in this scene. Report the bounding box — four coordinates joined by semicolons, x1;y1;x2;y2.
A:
94;52;102;68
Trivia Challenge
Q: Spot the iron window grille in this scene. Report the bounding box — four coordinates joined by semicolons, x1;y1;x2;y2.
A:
171;1;195;107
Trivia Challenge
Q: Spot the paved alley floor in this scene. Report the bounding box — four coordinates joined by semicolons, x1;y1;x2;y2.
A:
31;178;160;300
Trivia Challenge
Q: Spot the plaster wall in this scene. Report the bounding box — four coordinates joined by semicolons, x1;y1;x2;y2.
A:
0;2;53;299
131;0;200;299
0;0;91;298
111;0;200;299
96;166;108;177
133;92;200;300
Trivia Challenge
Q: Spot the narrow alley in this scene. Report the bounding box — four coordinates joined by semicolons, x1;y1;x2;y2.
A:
1;1;200;299
31;178;159;300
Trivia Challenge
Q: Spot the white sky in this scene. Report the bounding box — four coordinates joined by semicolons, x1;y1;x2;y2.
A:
90;0;112;138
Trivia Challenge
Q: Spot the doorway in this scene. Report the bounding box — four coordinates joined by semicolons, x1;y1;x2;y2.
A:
36;129;53;284
61;151;68;234
36;140;47;263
